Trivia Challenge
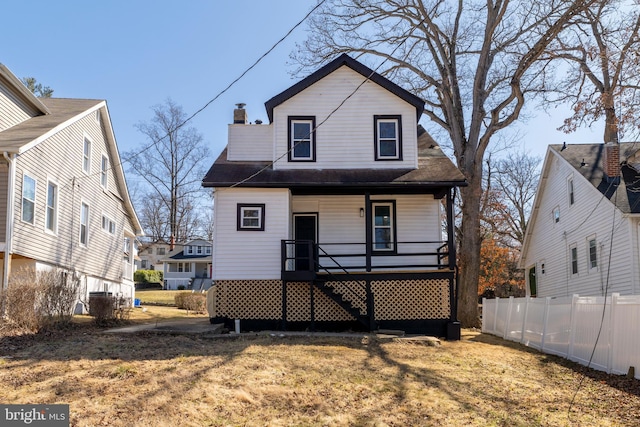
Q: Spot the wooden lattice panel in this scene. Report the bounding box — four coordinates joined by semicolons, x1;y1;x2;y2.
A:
213;280;282;320
286;282;355;322
372;279;450;320
324;280;367;313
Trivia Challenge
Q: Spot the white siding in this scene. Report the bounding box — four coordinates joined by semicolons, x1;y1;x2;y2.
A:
272;66;418;170
213;188;291;280
0;164;7;242
0;79;40;132
227;124;273;161
522;152;636;297
11;109;135;284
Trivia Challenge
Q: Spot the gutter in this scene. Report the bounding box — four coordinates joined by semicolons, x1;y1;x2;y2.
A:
2;152;16;290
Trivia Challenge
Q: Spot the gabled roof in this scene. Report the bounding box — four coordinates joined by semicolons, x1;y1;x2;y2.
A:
264;54;426;122
551;143;640;214
202;126;466;191
0;63;50;115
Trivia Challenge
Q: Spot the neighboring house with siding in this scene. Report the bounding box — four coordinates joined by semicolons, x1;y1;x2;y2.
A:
161;239;212;290
136;241;175;271
0;63;143;308
519;142;640;298
203;54;466;338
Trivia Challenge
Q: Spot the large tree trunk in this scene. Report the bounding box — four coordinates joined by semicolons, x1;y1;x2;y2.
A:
457;173;483;328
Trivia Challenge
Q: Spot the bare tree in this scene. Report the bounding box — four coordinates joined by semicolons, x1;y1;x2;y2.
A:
547;0;640;142
125;99;210;247
294;0;592;326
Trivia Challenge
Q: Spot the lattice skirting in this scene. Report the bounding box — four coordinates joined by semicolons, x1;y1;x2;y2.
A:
209;278;451;322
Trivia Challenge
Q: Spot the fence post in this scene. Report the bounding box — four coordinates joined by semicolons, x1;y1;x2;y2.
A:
520;296;530;344
492;297;499;335
607;293;619;374
481;297;487;332
503;296;514;340
568;294;579;362
540;297;551;352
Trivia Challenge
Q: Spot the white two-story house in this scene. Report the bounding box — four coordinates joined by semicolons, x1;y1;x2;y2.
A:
161;239;212;290
202;54;466;337
0;63;143;308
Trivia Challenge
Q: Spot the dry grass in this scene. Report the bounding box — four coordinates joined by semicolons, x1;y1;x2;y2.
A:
135;290;190;306
73;305;207;326
0;328;638;426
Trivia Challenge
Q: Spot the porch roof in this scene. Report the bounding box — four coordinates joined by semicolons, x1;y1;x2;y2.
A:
202;129;466;192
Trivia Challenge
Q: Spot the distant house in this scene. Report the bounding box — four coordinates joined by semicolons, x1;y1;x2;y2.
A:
136;241;176;271
520;142;640;297
161;239;212;290
0;63;143;307
202;54;466;337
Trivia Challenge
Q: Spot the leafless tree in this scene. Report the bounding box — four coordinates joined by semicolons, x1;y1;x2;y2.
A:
546;0;640;142
293;0;592;326
125;99;210;246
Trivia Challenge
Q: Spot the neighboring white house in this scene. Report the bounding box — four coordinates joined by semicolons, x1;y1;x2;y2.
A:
519;142;640;298
161;239;212;290
0;63;143;308
202;54;466;337
136;241;176;271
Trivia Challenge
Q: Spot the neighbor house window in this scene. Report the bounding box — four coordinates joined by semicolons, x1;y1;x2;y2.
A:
45;181;58;233
237;204;265;231
197;246;202;254
206;246;211;255
570;244;578;275
80;202;89;246
22;174;36;224
102;214;115;234
553;206;560;223
186;246;193;255
83;136;92;174
157;247;166;255
588;238;598;269
101;154;108;189
374;115;402;160
288;117;315;161
372;201;396;252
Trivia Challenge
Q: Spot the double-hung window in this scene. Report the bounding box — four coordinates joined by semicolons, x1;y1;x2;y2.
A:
570;244;578;275
22;174;36;224
101;154;108;189
83;136;92;174
588;238;598;270
374;115;402;160
372;201;396;252
237;204;265;231
102;214;115;234
80;202;89;246
45;181;58;233
288;116;315;161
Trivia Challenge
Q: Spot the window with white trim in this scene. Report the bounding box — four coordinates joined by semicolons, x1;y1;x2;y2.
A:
157;247;166;255
588;237;598;270
83;136;92;174
374;115;402;160
102;214;115;234
568;178;575;205
101;154;108;189
45;181;58;233
288;117;315;161
205;246;211;255
570;244;578;275
237;204;265;231
372;201;396;252
80;202;89;246
22;174;36;224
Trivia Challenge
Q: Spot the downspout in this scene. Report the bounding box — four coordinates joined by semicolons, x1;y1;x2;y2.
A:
3;152;16;291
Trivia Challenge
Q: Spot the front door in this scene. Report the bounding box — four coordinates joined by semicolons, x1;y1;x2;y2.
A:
294;214;317;271
528;266;537;297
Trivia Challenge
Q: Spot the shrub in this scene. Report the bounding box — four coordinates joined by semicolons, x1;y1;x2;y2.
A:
89;295;131;326
183;293;206;314
133;269;163;284
174;292;190;308
177;285;186;290
1;268;79;332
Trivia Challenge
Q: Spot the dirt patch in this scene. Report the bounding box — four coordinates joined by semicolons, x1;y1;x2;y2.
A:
0;327;638;426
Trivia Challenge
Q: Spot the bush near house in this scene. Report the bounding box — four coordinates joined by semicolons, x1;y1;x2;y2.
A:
133;269;163;285
174;292;206;313
88;295;132;326
0;268;79;332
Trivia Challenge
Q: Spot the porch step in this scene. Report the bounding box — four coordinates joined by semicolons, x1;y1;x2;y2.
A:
376;329;405;337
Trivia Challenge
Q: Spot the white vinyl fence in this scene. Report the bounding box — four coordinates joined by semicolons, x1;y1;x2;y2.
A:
482;294;640;380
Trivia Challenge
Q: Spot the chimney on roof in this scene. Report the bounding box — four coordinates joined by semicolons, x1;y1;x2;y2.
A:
234;103;247;124
603;141;620;182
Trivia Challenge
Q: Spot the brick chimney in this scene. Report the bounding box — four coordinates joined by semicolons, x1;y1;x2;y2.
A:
233;103;247;124
603;141;620;181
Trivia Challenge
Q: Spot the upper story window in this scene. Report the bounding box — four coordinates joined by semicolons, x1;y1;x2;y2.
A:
22;173;36;224
372;201;396;252
45;181;58;233
102;214;116;234
186;246;193;255
288;116;316;162
570;244;578;275
83;136;92;174
553;206;560;223
374;115;402;160
157;247;166;256
205;246;212;255
101;154;109;189
568;178;575;205
588;237;598;270
237;204;265;231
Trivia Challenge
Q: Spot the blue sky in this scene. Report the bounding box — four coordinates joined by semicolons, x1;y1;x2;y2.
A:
2;0;604;177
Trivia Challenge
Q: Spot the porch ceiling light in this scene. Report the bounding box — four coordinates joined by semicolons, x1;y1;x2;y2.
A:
360;208;364;217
